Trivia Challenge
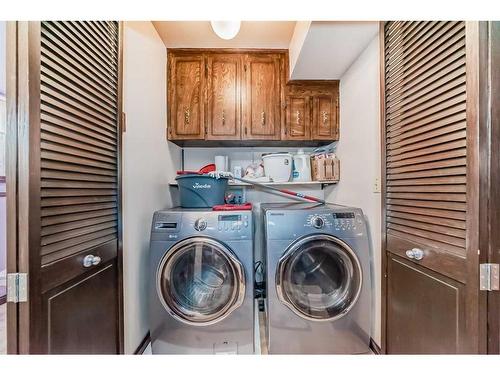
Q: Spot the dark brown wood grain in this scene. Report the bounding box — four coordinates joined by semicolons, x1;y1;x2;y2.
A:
7;21;123;354
381;21;486;354
487;21;500;354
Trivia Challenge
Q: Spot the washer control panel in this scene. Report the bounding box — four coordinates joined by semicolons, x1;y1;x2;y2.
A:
217;214;249;232
332;212;358;232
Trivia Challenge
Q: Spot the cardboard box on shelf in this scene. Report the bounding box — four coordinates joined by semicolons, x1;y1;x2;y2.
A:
311;154;340;182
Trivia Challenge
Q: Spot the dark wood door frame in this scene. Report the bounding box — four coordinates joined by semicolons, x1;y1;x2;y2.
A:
486;21;500;354
379;21;492;354
5;21;125;354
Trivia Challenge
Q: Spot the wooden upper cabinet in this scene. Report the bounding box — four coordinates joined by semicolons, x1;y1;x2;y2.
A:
284;81;339;142
207;54;242;140
285;95;310;140
168;53;205;140
313;93;338;140
166;50;338;145
243;54;281;140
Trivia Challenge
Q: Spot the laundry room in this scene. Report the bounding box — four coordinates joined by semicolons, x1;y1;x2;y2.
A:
2;1;500;368
118;19;382;355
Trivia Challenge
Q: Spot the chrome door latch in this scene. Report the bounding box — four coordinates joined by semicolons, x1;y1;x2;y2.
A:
480;263;499;291
7;273;28;303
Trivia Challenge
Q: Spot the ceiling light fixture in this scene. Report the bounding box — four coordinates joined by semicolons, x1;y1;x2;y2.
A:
210;21;241;40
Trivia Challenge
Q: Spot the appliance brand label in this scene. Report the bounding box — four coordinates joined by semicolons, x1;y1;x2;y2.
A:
192;183;211;189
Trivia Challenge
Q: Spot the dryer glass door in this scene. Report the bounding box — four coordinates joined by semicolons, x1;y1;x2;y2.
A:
277;234;362;321
157;237;245;326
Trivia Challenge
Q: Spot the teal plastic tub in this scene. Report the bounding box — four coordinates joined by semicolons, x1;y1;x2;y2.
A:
175;174;229;208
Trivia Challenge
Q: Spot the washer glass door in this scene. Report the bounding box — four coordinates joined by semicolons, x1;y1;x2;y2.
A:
157;237;245;325
277;234;362;321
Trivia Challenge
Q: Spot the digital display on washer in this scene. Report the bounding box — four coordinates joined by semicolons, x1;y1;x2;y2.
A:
332;212;355;219
218;215;241;222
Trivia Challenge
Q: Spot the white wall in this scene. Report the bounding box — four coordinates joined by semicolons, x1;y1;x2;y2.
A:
325;35;381;346
122;21;181;354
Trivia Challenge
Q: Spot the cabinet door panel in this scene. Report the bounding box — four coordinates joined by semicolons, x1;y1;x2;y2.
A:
387;254;465;354
207;54;241;140
244;55;281;140
169;54;205;139
44;262;119;354
313;94;338;140
285;95;310;140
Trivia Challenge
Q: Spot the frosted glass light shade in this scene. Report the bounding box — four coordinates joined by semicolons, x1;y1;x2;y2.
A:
210;21;241;40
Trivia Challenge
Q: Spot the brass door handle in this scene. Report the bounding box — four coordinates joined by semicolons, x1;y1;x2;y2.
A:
184;108;190;125
261;111;266;126
296;110;301;125
322;111;328;124
222;109;225;126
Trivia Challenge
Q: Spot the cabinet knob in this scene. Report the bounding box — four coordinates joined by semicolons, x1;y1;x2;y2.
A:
296;110;301;125
261;111;266;126
405;248;424;261
184;108;190;124
221;109;225;126
83;254;102;268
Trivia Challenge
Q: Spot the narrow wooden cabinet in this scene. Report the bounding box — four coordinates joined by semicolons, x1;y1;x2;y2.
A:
284;81;339;141
285;95;310;140
206;54;242;140
243;54;281;140
167;53;205;140
313;93;338;140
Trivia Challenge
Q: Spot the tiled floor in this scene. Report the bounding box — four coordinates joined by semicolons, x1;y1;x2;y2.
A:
0;303;6;354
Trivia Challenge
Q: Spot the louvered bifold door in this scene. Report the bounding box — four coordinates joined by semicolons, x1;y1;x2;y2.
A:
383;21;479;354
17;21;122;354
40;21;119;266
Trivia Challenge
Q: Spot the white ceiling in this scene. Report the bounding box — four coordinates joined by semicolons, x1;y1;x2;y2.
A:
152;21;295;49
290;21;379;79
151;21;378;80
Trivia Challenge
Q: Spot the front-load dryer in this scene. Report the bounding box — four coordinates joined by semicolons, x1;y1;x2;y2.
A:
262;203;372;354
149;208;254;354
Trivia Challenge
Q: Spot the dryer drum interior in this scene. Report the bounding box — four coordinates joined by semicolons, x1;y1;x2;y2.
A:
277;234;363;321
157;237;245;325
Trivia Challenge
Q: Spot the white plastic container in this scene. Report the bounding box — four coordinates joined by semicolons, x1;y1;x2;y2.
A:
292;149;312;182
262;152;292;182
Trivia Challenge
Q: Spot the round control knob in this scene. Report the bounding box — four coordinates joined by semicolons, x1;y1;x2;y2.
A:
312;216;325;229
194;218;207;231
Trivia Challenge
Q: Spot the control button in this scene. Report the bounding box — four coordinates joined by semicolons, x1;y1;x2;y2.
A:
244;221;248;227
312;216;325;229
194;218;207;232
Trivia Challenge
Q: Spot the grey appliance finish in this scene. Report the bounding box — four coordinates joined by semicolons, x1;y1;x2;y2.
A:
149;208;254;354
262;203;372;354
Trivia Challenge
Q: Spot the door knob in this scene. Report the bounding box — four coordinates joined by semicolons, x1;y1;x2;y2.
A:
83;254;102;268
405;248;424;260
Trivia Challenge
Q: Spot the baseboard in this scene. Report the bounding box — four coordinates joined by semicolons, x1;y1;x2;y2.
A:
134;332;151;355
369;338;382;354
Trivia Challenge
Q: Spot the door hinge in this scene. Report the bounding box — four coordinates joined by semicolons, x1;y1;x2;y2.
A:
7;273;28;303
480;263;499;291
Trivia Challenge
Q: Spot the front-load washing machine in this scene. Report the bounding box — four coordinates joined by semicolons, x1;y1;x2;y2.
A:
149;208;254;354
262;203;372;354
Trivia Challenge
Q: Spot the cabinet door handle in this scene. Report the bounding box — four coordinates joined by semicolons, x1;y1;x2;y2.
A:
296;110;301;125
222;109;225;126
405;248;424;260
83;254;102;268
261;111;266;126
184;108;190;125
322;111;328;124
